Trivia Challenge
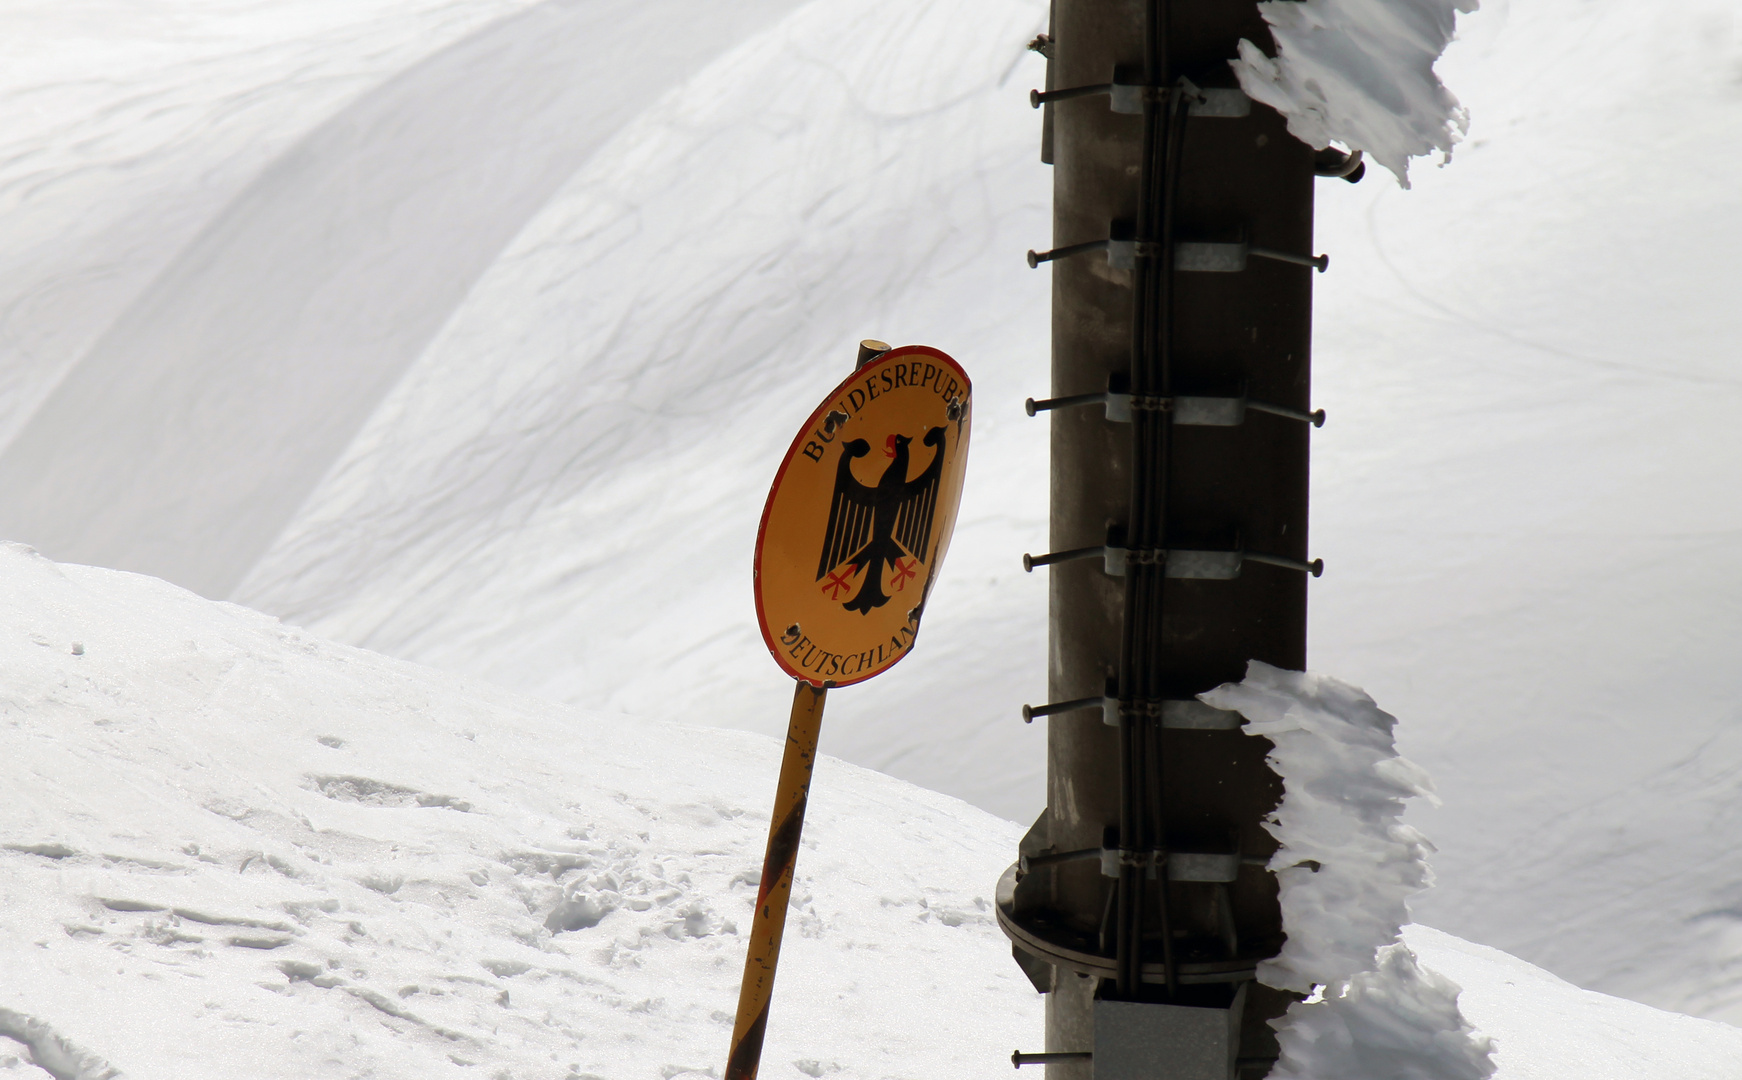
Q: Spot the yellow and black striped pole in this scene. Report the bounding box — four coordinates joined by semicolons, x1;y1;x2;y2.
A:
725;681;827;1080
729;340;901;1080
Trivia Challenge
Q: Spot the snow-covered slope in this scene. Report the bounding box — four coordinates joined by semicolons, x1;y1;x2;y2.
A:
1307;0;1742;1021
6;543;1742;1079
232;0;1742;1022
1404;926;1742;1080
231;0;1056;815
0;541;1034;1079
0;0;803;600
3;0;1741;1030
0;0;543;444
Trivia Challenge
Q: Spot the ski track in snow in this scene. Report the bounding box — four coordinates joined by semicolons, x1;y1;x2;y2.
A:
1;0;1741;1031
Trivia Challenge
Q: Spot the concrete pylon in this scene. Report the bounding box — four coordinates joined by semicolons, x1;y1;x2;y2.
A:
998;1;1339;1076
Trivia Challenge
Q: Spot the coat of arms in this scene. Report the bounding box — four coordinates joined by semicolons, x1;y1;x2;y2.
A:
815;427;946;614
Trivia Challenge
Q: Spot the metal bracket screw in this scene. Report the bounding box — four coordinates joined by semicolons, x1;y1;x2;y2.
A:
1012;1052;1092;1069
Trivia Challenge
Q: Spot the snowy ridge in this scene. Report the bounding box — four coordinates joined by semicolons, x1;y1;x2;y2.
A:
1230;0;1476;185
1204;663;1492;1080
1306;0;1742;1020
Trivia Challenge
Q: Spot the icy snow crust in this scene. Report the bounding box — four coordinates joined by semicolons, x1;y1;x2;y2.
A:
1230;0;1476;186
7;546;1742;1076
1205;664;1492;1080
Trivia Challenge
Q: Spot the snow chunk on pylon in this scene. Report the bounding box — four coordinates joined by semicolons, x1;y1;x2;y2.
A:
1203;662;1494;1080
1229;0;1477;187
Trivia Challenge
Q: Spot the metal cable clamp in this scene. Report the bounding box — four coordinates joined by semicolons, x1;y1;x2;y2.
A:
1029;75;1250;118
1011;1052;1092;1069
1026;385;1324;427
1176;240;1328;273
1017;845;1259;883
1029;228;1326;273
1022;693;1239;730
1022;543;1322;579
1013;1054;1278;1072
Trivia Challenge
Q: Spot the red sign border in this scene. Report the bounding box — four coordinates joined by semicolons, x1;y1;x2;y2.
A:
753;344;971;688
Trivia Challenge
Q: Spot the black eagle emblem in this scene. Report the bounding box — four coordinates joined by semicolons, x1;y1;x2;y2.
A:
816;427;947;614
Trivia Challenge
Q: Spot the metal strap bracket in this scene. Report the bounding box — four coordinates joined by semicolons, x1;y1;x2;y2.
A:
1177;240;1328;273
1012;1052;1092;1069
1029;234;1327;273
1017;846;1254;883
1022;695;1240;730
1026;389;1324;427
1030;79;1249;118
1022;544;1322;579
1027;237;1163;270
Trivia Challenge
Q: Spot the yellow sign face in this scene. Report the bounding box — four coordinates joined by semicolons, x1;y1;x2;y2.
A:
754;346;972;687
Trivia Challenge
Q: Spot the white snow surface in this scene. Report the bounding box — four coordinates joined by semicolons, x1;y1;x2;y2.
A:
1230;0;1477;186
230;0;1055;823
0;0;543;445
1204;663;1492;1080
2;0;1742;1032
1271;943;1492;1080
0;541;1034;1079
0;1007;122;1080
0;0;804;599
6;543;1742;1076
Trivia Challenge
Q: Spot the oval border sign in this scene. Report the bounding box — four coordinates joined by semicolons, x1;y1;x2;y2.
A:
753;345;972;687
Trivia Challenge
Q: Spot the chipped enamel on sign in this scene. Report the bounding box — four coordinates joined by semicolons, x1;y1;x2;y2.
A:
754;346;972;687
